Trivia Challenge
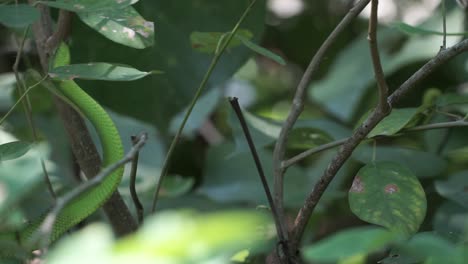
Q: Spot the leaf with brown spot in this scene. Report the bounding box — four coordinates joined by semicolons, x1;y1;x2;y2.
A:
348;162;427;237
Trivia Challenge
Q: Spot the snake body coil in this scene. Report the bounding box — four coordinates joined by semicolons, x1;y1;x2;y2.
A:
2;43;125;244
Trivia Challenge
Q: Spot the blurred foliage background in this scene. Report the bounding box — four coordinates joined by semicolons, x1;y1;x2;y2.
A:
1;0;468;263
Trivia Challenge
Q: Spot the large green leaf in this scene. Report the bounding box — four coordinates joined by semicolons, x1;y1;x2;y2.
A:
0;146;44;216
236;36;286;65
436;93;468;107
199;144;348;209
0;141;32;162
227;108;279;156
395;232;464;264
39;0;138;12
71;0;266;132
49;63;155;81
169;88;222;137
0;4;39;28
392;22;468;36
353;146;447;178
435;171;468;210
348;162;427;236
286;127;333;150
433;201;468;242
190;30;253;53
379;232;460;264
367;108;419;138
303;226;400;263
309;10;463;122
46;210;270;264
77;6;154;49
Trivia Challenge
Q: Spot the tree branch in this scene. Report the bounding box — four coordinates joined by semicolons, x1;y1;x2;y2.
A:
229;97;288;254
271;0;371;246
282;120;468;169
368;0;390;112
33;133;148;250
291;38;468;249
28;1;137;236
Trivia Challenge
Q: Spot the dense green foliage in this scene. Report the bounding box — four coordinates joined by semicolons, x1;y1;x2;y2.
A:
0;0;467;263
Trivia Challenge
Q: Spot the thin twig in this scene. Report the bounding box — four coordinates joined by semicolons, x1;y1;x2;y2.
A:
0;75;48;125
283;119;468;169
228;97;287;246
32;133;148;250
404;120;468;131
12;26;56;199
291;38;468;249
151;0;258;213
368;0;390;112
130;134;144;225
442;0;447;50
282;138;348;169
271;0;371;248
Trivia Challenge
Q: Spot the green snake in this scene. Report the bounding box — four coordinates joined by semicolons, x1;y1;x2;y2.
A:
1;43;124;245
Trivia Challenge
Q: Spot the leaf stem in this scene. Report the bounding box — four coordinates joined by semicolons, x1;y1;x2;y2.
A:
228;97;287;247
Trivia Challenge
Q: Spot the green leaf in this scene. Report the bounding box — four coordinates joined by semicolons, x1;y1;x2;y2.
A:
353;146;447;178
436;93;468;107
303;226;400;262
236;36;286;65
46;224;114;264
77;6;154;49
116;211;269;262
348;162;427;236
286;127;333;150
0;147;44;216
71;1;266;131
396;232;461;264
0;141;32;162
434;171;468;210
169;88;222;137
47;210;270;264
0;239;30;262
190;29;253;53
38;0;138;12
49;63;156;81
446;145;468;164
199;144;347;209
433;201;468;242
228;108;279;156
0;4;40;28
367;108;419;138
160;175;194;198
309;10;463;122
392;22;468;36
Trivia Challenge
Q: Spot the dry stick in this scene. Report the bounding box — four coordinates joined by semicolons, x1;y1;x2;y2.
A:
228;97;287;247
271;0;371;244
32;133;148;251
291;38;468;249
151;0;258;213
12;26;56;199
29;2;137;235
130;135;144;225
